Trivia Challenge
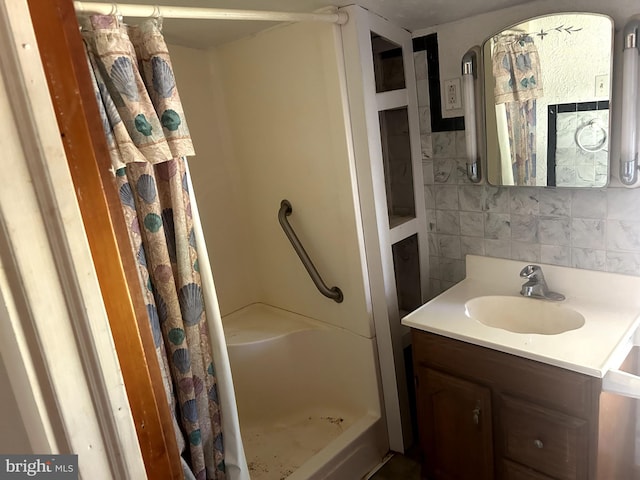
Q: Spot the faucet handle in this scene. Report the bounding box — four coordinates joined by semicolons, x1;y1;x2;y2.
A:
520;264;543;279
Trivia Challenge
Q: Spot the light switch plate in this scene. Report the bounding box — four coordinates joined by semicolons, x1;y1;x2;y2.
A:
595;74;609;97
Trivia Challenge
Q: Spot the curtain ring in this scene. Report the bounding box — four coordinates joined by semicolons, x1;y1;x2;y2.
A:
109;3;123;24
151;5;163;30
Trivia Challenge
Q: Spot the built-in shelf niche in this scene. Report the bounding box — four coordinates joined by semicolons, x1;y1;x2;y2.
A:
379;107;416;228
342;7;429;451
371;33;405;92
392;234;422;322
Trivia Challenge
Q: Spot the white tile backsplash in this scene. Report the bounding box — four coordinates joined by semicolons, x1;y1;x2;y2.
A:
484;239;511;258
511;242;541;262
434;159;456;184
571;248;606;271
439;257;465;282
459;186;483;212
607;251;640;275
460;235;485;256
435;209;460;235
571;218;605;249
484;212;511;239
538;216;572;246
607;189;640;220
511;214;539;243
434;185;459;210
539;189;571;216
459;211;484;237
571;190;606;218
416;79;430;107
510;189;540;215
414;51;428;81
540;245;571;266
432;132;456;158
438;234;461;259
419;108;432;134
606;221;640;251
483;187;510;213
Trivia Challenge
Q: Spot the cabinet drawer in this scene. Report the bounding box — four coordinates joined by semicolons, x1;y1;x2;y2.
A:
412;331;598;417
499;395;588;480
502;459;556;480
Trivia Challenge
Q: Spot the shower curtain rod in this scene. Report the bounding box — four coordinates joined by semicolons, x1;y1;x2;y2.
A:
73;2;349;24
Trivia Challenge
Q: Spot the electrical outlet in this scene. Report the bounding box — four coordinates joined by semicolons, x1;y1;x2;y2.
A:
444;78;462;110
595;74;609;97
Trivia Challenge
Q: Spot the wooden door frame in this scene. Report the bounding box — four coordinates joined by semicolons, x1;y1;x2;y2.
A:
22;0;183;478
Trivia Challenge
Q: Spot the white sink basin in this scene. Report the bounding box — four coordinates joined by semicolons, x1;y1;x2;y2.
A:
402;255;640;376
465;295;585;335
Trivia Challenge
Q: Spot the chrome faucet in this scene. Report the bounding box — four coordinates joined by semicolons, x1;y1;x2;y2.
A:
519;265;565;301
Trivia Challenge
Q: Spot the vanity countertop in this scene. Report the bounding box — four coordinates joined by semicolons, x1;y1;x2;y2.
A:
402;255;640;378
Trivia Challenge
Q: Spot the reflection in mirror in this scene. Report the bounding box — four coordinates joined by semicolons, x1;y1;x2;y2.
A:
483;13;613;187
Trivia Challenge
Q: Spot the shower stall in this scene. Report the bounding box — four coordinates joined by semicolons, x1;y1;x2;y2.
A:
168;19;390;480
166;2;429;474
167;5;427;477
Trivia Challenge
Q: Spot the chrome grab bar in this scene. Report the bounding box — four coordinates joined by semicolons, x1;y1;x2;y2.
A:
278;199;343;303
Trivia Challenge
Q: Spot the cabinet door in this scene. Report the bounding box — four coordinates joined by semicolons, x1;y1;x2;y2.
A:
416;367;494;480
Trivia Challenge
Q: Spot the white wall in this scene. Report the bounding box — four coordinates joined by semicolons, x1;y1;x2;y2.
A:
414;0;637;117
526;15;612;105
170;22;373;338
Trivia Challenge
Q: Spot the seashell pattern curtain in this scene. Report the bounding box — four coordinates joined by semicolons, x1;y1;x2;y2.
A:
492;35;543;185
82;15;225;480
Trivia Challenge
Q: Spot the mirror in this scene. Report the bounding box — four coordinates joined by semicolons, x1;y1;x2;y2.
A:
482;13;613;187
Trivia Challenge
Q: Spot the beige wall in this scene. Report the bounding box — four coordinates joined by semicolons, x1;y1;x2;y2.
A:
169;44;259;316
170;22;373;337
0;356;31;453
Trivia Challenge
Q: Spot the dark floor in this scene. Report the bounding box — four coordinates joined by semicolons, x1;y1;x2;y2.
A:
367;453;421;480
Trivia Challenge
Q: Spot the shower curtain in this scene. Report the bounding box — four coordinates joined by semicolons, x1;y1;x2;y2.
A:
492;35;543;185
81;14;247;480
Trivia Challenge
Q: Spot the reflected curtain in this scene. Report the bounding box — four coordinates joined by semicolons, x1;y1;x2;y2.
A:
492;35;543;185
82;15;225;480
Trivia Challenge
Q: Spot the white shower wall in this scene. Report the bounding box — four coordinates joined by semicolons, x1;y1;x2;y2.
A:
169;21;374;338
169;44;258;316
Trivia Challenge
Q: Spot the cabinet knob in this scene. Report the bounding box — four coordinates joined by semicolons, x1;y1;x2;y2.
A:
473;406;480;425
534;439;544;449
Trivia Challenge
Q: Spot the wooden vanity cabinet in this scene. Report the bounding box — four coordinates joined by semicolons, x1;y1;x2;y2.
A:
417;367;494;479
412;330;638;480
